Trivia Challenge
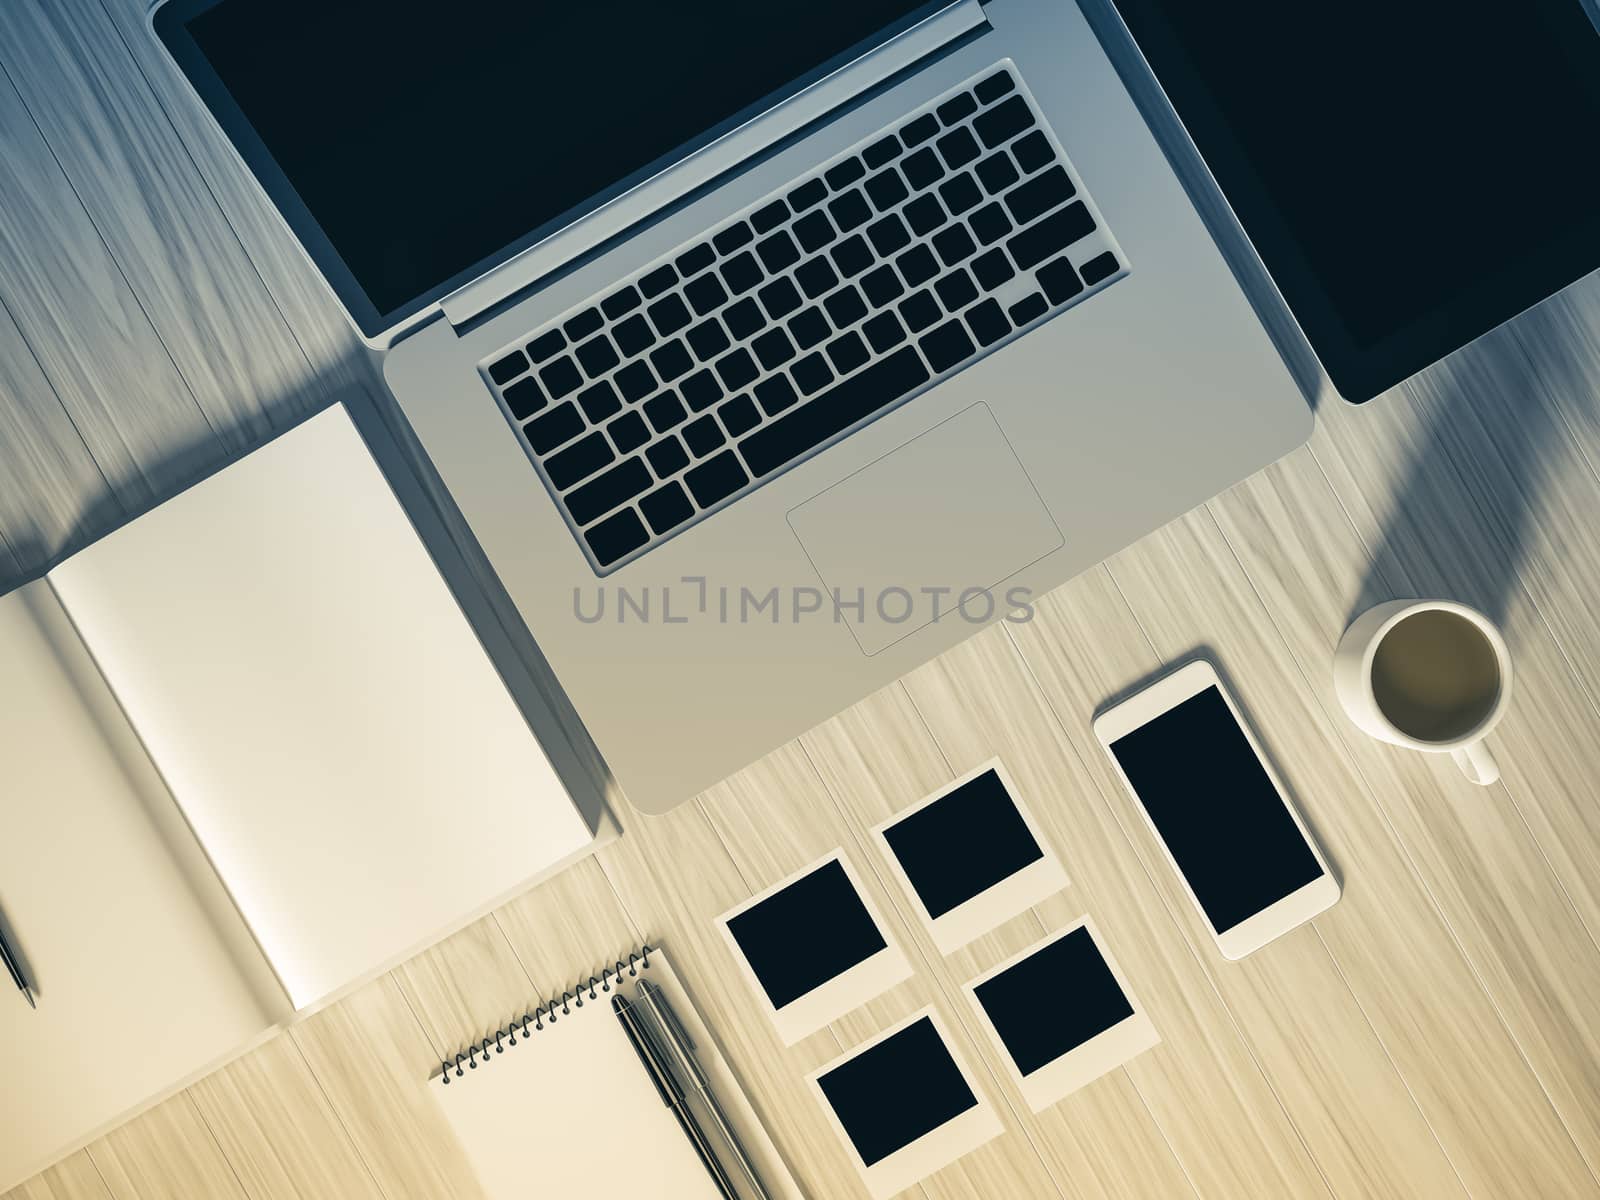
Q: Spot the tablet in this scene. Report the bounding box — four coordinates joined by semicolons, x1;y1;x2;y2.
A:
1110;0;1600;401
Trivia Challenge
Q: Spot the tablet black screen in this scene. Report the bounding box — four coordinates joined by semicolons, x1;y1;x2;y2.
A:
1112;0;1600;399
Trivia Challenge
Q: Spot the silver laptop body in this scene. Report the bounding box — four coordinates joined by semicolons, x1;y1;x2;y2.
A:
168;0;1310;813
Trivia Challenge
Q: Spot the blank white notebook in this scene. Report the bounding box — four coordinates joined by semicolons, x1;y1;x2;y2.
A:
431;949;800;1200
0;404;595;1189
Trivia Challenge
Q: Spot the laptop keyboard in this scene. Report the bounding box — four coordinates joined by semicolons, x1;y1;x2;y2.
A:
484;62;1126;573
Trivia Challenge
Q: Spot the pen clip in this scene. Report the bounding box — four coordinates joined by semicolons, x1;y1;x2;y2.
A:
613;995;673;1107
641;978;697;1054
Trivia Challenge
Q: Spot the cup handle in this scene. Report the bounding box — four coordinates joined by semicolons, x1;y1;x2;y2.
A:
1450;740;1500;786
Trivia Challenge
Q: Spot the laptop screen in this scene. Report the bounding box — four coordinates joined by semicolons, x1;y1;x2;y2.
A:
157;0;942;336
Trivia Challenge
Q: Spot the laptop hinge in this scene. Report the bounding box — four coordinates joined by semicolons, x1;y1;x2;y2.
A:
441;0;987;329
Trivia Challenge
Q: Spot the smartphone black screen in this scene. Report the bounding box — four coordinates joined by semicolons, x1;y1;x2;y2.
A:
1108;686;1323;933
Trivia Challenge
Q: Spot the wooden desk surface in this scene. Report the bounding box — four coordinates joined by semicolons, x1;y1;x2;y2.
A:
4;2;1600;1196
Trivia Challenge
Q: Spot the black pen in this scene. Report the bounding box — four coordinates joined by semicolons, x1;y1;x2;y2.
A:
613;993;738;1199
0;906;34;1009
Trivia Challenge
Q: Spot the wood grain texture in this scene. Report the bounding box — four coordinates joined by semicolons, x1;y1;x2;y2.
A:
6;1;1600;1195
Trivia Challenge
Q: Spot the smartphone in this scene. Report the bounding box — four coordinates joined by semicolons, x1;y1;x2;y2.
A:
1093;661;1339;959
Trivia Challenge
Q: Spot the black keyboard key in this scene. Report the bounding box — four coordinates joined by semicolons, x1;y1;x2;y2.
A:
975;69;1015;105
863;134;902;168
685;449;749;507
971;247;1016;290
753;327;797;370
646;434;690;476
567;456;651;525
965;298;1010;347
899;289;941;332
787;178;827;212
756;230;801;273
1004;165;1076;226
639;265;678;298
686;318;730;361
681;368;724;412
796;257;839;299
831;234;874;278
576;334;620;377
920;318;977;372
826;330;869;375
1011;129;1053;174
640;480;694;534
901;147;944;190
1037;256;1085;304
794;210;837;254
932;224;977;266
936;127;981;169
975;151;1020;195
897;244;940;287
866;213;911;257
723;297;765;340
609;410;650;453
601;286;641;319
934;268;978;311
937;92;978;126
539;356;583;399
675;243;715;278
1080;251;1120;285
489;350;527;384
755;373;800;415
900;112;939;147
714;347;760;391
563;307;603;340
862;310;907;353
685;272;729;316
713;222;753;254
860;264;905;307
546;430;614;489
823;285;868;328
527;329;565;362
649;339;693;382
644;390;688;432
718;393;761;437
939;173;982;215
503;377;546;420
791;352;835;395
865;169;909;211
720;251;764;295
577;380;622;423
584;508;648;568
824;157;866;190
827;190;872;233
525;401;584;453
683;414;726;456
1008;292;1048;325
741;346;930;477
614;313;655;356
751;199;790;234
1008;201;1095;269
903;194;946;237
758;276;803;320
647;294;692;336
789;306;830;350
969;201;1013;246
615;360;656;402
974;95;1034;148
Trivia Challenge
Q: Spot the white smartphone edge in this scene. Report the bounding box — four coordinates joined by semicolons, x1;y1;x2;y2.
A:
1091;660;1340;960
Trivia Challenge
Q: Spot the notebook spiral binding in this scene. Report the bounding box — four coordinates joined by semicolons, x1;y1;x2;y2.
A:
438;945;653;1085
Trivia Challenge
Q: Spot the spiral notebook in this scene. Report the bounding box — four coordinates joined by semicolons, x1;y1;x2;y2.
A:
431;947;801;1200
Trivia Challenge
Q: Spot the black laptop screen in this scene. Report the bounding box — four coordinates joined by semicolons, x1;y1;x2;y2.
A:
157;0;940;333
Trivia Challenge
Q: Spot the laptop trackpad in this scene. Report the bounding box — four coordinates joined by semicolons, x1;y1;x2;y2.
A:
788;405;1062;656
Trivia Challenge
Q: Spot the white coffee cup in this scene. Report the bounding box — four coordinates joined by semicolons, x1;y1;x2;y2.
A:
1333;599;1511;785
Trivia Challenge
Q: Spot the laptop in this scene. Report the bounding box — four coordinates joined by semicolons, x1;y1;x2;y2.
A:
154;0;1309;813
